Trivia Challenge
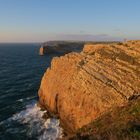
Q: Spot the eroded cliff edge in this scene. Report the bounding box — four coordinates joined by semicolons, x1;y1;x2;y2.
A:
39;41;116;55
38;40;140;134
39;41;84;55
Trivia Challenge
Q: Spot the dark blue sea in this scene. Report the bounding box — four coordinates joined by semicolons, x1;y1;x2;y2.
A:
0;44;63;140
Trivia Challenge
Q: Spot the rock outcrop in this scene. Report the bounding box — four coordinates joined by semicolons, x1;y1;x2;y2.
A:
38;40;140;133
39;46;44;55
39;41;84;55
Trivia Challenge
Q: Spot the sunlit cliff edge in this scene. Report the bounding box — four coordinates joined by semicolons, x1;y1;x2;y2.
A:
38;40;140;139
39;41;117;55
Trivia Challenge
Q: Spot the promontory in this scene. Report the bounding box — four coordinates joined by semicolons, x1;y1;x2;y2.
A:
38;40;140;139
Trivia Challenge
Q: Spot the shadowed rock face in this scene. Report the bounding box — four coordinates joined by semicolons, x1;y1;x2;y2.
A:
39;41;84;55
38;40;140;132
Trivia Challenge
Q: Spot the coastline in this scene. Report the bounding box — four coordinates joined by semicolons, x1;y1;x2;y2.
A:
38;40;140;139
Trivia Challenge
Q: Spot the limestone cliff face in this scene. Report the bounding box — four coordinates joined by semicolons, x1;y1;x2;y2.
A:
39;46;44;55
39;41;84;55
38;41;140;132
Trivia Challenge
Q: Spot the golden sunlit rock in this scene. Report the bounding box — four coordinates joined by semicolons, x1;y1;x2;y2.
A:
38;40;140;132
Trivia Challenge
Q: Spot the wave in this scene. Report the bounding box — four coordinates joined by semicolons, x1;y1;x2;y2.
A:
0;100;63;140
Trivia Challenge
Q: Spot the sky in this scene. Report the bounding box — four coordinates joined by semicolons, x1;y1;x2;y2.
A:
0;0;140;42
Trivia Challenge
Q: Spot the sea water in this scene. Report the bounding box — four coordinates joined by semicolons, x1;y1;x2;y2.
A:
0;44;63;140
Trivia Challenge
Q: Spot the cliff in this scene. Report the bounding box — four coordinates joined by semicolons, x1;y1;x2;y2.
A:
39;41;117;55
39;41;84;55
38;40;140;135
70;97;140;140
39;46;44;55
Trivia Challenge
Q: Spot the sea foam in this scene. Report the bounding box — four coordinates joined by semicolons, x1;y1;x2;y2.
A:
1;100;63;140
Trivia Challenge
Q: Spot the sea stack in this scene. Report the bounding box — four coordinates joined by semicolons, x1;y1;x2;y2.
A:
39;46;44;55
38;40;140;133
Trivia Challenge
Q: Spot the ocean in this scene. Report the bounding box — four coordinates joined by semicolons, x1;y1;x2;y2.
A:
0;44;63;140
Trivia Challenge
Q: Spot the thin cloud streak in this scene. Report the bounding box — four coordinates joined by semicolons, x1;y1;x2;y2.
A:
0;32;125;43
47;34;123;41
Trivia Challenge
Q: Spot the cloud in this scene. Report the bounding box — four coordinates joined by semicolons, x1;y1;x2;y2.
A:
114;28;121;32
47;33;122;41
0;32;123;43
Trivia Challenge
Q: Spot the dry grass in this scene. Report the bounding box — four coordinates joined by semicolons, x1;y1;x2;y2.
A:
68;97;140;140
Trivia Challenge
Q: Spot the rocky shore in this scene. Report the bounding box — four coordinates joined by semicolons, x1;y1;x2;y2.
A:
38;40;140;139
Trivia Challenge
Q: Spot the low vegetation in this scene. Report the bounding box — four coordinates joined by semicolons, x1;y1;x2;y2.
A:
70;97;140;140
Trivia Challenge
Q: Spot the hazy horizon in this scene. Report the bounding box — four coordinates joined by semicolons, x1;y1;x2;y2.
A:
0;0;140;42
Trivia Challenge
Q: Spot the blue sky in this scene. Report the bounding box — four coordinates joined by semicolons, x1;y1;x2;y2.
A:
0;0;140;42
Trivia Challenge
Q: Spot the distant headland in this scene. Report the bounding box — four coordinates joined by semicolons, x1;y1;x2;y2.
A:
39;41;119;55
